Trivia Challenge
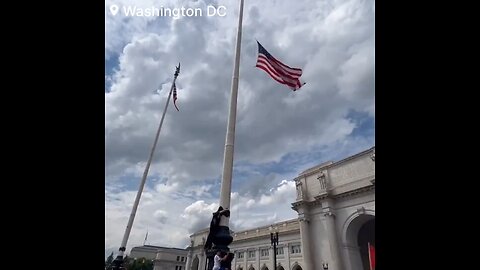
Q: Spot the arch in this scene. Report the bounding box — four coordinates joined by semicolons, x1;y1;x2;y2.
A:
191;255;199;270
261;264;269;270
237;266;243;270
291;262;303;270
342;211;375;270
276;266;285;270
248;265;256;270
358;219;375;270
341;209;375;244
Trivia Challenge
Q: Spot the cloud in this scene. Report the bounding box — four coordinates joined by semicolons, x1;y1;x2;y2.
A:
105;0;375;257
181;200;219;233
153;210;168;224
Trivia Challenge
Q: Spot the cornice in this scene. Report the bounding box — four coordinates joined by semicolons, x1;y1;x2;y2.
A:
297;146;375;178
333;185;375;199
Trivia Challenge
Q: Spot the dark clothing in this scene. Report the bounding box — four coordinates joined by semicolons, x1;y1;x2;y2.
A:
220;252;234;270
204;207;224;250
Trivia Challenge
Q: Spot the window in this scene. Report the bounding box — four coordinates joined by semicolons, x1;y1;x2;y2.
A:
237;251;244;259
276;247;284;255
181;256;185;262
175;266;183;270
248;250;256;259
177;256;180;261
260;249;269;257
290;244;301;254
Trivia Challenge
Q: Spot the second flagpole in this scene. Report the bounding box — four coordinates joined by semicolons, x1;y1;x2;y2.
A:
111;63;181;270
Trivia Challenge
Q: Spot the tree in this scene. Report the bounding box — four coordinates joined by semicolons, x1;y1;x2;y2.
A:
126;257;154;270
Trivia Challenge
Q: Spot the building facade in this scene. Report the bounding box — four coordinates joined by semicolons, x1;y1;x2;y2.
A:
186;147;375;270
291;147;375;270
130;245;188;270
229;219;304;270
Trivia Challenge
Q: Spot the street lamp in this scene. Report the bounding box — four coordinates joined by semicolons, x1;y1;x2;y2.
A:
270;232;279;270
322;262;329;270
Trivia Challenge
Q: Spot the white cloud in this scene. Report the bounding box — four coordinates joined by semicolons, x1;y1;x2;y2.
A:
106;0;374;256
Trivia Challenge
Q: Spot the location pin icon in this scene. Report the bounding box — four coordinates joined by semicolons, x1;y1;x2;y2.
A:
110;5;119;16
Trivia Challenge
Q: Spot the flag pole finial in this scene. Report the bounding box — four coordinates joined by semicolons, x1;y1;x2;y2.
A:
175;63;181;78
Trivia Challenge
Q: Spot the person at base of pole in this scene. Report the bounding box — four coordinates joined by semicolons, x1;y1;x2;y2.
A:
213;251;228;270
220;252;234;270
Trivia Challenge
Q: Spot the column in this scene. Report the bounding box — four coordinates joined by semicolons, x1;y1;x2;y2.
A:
185;249;193;270
199;252;205;270
285;242;290;270
270;246;274;270
243;250;247;269
298;214;314;270
324;210;343;270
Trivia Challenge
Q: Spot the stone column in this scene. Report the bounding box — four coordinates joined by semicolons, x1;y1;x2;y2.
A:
298;214;314;270
199;252;205;270
185;248;193;270
286;242;291;270
270;245;274;270
243;250;247;269
324;210;343;270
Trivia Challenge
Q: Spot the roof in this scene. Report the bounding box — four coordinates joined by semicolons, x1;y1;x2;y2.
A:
299;146;375;176
131;245;187;252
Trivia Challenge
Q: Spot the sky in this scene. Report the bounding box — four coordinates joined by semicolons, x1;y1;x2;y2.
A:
105;0;375;258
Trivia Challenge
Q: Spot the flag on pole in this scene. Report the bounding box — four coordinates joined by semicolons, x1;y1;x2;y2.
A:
368;242;375;270
143;230;148;245
255;41;305;91
172;83;179;111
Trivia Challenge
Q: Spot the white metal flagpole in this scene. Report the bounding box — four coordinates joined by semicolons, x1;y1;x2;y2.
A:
112;64;181;269
211;0;244;254
219;0;244;228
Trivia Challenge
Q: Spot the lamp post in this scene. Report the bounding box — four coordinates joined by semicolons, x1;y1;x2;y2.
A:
270;232;279;270
322;262;329;270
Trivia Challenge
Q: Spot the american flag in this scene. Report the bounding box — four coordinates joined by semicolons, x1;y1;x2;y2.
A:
368;242;375;270
172;83;179;111
255;41;305;91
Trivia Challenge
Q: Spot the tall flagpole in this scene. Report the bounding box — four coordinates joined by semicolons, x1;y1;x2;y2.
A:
211;0;244;254
112;63;181;270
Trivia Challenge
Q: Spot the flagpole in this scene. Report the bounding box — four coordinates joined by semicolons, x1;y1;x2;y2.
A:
143;230;148;246
112;63;181;270
211;0;244;254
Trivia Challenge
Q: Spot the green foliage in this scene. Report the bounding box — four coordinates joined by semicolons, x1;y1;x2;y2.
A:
125;257;154;270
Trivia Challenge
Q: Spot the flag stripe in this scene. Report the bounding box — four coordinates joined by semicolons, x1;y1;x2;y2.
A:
368;242;375;270
256;63;299;88
258;54;301;79
256;58;300;85
256;59;301;89
255;41;305;91
271;57;303;75
256;64;298;88
256;62;301;90
258;54;301;80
